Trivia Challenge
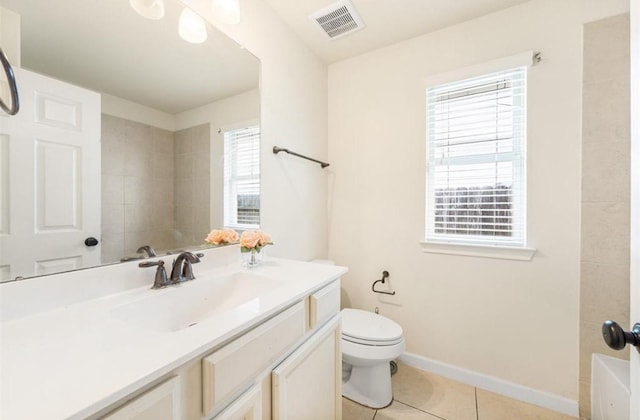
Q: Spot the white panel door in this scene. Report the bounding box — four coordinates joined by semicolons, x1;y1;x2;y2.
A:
630;2;640;419
0;68;101;281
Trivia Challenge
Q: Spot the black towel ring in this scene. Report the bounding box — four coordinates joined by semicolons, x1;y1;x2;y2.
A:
372;270;396;295
0;48;20;116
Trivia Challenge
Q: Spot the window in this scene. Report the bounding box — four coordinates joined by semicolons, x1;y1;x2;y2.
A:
223;125;260;229
425;67;526;247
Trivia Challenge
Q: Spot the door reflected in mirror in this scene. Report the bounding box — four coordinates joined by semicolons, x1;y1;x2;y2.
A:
0;0;260;282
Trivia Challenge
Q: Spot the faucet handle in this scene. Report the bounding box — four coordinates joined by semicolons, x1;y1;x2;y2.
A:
139;260;170;289
138;260;162;268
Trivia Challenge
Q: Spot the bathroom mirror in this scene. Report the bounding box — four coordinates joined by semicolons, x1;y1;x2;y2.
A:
0;0;260;282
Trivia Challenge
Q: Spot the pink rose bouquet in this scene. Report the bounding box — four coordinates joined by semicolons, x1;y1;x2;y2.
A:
205;228;239;245
240;230;273;253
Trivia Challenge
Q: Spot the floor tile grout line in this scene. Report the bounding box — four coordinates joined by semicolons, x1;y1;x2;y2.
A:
475;387;479;420
392;399;448;420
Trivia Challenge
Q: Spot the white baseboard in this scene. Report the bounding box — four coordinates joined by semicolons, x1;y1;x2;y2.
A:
399;352;579;418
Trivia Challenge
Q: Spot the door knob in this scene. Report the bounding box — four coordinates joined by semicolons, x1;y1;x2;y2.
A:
601;320;640;351
84;237;99;247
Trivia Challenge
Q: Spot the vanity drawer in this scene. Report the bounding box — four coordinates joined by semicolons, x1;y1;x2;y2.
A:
103;376;181;420
202;301;306;415
309;279;341;330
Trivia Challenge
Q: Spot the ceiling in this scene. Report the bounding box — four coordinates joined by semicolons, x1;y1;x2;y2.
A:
263;0;533;63
0;0;534;111
1;0;259;114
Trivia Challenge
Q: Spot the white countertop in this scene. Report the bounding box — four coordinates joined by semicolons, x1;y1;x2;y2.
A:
0;255;347;420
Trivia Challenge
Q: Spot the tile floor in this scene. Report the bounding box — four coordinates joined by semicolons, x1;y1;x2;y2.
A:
342;363;579;420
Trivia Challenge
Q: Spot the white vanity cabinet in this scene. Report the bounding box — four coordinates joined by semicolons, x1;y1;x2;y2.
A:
100;279;341;420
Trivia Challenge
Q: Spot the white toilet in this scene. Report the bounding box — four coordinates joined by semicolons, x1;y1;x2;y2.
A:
341;308;406;408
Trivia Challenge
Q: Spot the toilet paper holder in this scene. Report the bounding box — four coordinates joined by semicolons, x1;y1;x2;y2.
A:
372;270;396;295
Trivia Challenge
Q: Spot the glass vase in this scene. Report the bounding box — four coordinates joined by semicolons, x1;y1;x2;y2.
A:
242;248;260;268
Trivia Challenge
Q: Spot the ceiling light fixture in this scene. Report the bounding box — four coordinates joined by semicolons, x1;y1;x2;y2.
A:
179;8;208;44
211;0;241;25
129;0;165;20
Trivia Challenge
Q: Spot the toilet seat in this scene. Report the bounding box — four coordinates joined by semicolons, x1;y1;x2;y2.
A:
342;334;404;346
341;308;403;343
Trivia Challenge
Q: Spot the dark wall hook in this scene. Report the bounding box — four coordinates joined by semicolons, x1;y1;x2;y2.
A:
372;270;396;295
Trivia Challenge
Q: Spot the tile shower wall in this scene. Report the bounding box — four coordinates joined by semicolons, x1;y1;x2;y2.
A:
580;13;630;418
101;114;176;263
174;124;211;248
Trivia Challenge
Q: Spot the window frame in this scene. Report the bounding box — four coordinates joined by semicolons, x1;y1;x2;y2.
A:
421;52;537;260
222;124;261;230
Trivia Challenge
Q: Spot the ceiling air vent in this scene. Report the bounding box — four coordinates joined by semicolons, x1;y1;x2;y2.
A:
309;0;365;41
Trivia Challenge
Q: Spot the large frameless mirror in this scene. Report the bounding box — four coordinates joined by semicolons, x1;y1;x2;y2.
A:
0;0;260;282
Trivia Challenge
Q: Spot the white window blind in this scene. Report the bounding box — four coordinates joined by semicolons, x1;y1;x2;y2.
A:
426;67;527;246
223;125;260;229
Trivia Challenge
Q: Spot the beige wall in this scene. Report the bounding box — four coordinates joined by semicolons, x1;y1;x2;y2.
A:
101;114;176;262
327;0;628;404
183;0;329;261
580;13;630;418
0;6;20;67
102;93;175;132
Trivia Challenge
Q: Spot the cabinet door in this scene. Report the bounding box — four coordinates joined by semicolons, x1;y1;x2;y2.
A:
213;383;261;420
103;376;180;420
272;315;341;420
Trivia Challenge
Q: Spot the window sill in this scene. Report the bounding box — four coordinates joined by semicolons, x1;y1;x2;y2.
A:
224;224;260;231
420;241;536;261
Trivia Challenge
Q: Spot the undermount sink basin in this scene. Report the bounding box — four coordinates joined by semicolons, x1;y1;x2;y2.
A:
112;271;282;332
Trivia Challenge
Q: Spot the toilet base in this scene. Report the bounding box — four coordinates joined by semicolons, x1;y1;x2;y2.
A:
342;362;393;409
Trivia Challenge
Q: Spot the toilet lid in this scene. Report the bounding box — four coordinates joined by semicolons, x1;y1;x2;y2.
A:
341;308;403;343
